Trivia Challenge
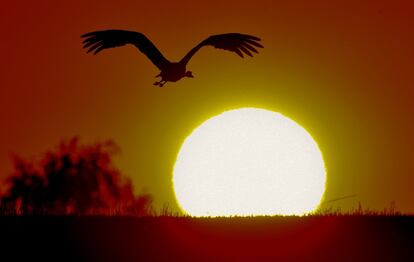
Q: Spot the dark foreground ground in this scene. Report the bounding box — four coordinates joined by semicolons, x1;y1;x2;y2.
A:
0;216;413;261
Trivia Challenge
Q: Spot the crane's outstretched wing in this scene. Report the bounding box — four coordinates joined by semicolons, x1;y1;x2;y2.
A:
180;33;263;65
81;30;170;70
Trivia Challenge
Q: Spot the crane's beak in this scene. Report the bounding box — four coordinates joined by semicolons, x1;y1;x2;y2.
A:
186;71;194;78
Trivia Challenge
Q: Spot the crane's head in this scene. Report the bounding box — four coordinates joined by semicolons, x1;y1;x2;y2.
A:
185;71;194;78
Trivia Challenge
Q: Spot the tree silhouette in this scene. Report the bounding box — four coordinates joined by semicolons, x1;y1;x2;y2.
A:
0;138;152;215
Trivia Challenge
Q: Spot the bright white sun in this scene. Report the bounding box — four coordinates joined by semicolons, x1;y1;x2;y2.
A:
173;108;326;217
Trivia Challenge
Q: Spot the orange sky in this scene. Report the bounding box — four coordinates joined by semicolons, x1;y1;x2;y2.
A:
1;0;414;213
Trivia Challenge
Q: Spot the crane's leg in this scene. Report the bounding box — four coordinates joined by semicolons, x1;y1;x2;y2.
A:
153;73;163;87
153;80;167;87
159;80;167;87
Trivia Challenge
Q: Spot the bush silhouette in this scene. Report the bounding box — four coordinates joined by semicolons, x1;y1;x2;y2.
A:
0;137;152;215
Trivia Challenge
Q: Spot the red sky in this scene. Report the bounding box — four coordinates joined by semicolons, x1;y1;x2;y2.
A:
1;0;414;213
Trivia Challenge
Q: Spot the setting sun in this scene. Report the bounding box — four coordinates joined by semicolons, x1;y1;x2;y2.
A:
173;108;326;217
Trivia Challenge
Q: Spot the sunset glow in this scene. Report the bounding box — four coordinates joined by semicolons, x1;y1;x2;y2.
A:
173;108;326;216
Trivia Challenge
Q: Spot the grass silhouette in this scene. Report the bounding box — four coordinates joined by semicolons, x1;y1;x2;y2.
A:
0;200;407;217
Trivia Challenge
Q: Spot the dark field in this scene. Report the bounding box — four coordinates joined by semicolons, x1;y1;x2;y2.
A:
1;216;413;261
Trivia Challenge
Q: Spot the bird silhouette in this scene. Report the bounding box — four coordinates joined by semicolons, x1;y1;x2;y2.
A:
81;30;263;87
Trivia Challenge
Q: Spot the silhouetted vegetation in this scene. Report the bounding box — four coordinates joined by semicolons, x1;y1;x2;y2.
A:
0;137;152;215
313;201;403;216
0;137;406;217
